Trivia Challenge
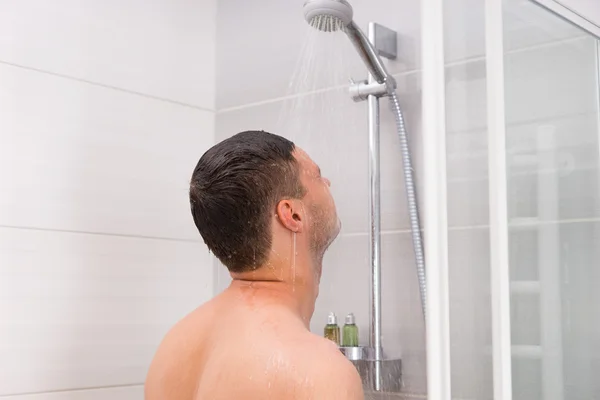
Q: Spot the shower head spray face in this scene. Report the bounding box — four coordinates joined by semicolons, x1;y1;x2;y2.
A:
303;0;354;32
302;0;396;88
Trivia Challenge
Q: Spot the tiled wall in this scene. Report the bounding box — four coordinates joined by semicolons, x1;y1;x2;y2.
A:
0;1;216;398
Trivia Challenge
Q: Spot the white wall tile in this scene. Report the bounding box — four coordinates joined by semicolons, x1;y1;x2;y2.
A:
213;259;232;295
447;98;600;228
448;228;494;400
0;63;213;240
0;227;212;395
444;0;585;65
0;385;143;400
0;0;216;109
504;38;598;123
445;37;597;134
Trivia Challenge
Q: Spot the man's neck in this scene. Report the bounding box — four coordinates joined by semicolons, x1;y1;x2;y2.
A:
229;257;321;327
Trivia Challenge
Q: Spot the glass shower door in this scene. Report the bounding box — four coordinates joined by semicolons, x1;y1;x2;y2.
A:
439;0;600;399
502;1;600;399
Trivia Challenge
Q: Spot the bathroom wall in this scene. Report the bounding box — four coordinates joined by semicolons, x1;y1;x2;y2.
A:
0;1;216;399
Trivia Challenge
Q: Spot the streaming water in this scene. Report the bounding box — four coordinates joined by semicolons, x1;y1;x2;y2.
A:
276;18;365;177
272;15;379;400
276;20;366;307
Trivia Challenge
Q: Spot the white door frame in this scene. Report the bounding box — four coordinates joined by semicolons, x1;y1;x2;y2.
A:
421;0;451;398
532;0;600;38
485;0;514;399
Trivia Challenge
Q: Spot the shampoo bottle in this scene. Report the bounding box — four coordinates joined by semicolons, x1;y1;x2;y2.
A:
324;312;340;345
342;312;359;347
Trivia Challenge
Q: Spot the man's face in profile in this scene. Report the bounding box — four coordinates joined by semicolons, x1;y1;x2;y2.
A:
293;147;341;256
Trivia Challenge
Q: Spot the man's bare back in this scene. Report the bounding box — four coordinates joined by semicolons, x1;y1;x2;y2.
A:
145;282;364;400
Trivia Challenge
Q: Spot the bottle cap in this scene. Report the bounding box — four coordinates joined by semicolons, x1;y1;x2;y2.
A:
327;312;337;325
345;312;355;325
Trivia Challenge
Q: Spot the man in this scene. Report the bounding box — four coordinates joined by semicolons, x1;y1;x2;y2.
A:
145;131;364;399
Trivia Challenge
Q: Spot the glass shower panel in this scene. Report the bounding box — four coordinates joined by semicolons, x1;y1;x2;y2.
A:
503;0;600;398
444;1;494;399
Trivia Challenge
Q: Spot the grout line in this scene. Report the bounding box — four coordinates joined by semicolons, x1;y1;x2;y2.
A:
216;35;589;114
444;34;589;69
508;216;600;228
0;224;201;244
0;60;214;113
339;216;600;238
216;82;358;114
4;216;598;243
442;217;600;231
0;383;144;398
446;110;595;136
216;69;421;114
448;163;598;184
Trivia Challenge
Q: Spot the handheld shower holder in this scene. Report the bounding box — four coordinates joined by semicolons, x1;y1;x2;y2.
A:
349;77;397;102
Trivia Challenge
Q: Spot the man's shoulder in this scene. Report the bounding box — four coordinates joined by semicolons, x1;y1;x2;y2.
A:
299;335;360;374
263;334;364;398
293;333;346;360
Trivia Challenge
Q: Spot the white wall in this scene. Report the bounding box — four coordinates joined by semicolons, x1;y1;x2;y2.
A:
0;1;216;398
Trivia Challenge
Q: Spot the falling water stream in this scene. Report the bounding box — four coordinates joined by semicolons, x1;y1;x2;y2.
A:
277;20;363;306
269;12;426;397
275;20;388;400
276;20;364;147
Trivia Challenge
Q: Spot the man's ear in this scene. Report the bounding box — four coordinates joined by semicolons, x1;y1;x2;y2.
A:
275;199;304;233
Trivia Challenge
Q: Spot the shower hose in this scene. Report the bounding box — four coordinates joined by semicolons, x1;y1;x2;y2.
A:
389;91;427;320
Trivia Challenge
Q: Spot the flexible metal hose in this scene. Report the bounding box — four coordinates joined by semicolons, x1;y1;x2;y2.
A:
389;91;427;319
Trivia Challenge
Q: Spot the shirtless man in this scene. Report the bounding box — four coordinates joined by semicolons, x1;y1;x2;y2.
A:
145;130;364;399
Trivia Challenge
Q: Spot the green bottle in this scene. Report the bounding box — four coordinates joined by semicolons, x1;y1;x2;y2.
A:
324;312;340;345
342;313;359;347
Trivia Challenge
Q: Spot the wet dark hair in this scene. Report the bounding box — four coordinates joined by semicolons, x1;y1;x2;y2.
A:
189;130;306;273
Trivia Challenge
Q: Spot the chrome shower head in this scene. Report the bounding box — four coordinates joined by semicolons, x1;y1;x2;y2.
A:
303;0;353;32
302;0;395;90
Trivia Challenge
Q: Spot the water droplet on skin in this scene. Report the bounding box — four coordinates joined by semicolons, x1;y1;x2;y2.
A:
292;231;297;291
